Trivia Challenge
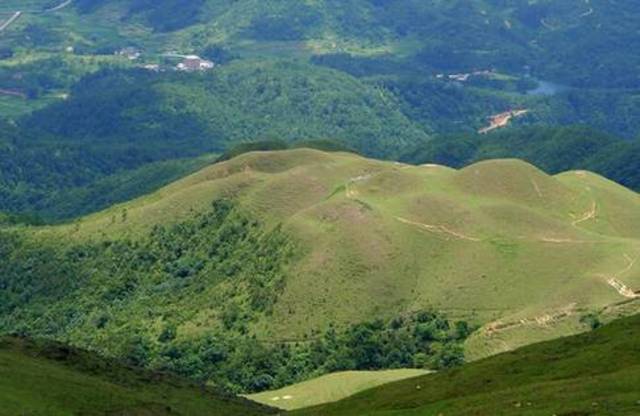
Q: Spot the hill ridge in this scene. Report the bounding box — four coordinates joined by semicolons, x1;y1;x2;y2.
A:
2;149;639;384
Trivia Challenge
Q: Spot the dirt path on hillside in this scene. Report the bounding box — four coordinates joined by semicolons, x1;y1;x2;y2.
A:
533;236;612;244
530;178;543;198
46;0;73;13
484;303;578;335
345;174;373;199
605;253;639;299
0;11;21;32
572;201;597;227
395;216;481;242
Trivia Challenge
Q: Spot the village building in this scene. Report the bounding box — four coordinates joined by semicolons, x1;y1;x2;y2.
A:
116;47;141;60
176;55;215;71
142;64;160;72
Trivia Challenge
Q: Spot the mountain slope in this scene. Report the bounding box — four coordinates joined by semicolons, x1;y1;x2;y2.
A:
401;126;640;193
0;336;275;416
248;369;429;411
293;312;640;416
25;62;427;159
1;149;639;389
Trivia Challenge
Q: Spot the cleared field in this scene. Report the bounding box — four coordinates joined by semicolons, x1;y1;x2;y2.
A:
248;369;430;410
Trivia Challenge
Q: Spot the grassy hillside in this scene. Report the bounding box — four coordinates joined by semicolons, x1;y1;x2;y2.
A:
1;149;639;392
0;336;275;416
401;126;640;193
293;313;640;416
248;369;429;411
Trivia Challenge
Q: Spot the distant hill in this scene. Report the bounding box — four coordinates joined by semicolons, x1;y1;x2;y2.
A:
293;312;640;415
65;0;640;89
2;1;640;223
1;149;639;393
25;62;426;159
0;336;275;416
401;125;640;193
0;60;426;220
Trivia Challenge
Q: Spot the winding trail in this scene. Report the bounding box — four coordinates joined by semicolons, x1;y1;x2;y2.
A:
0;11;21;32
572;201;597;227
345;174;373;199
484;303;578;335
395;216;481;242
530;178;543;198
605;253;638;299
46;0;73;13
579;7;594;18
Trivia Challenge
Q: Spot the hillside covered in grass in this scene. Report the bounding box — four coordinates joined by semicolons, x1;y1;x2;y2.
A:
401;125;640;193
1;149;639;394
248;369;429;411
0;336;275;416
293;312;640;416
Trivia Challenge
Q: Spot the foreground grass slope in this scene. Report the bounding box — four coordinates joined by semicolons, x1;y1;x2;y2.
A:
0;336;274;416
294;313;640;416
2;149;640;389
249;369;429;411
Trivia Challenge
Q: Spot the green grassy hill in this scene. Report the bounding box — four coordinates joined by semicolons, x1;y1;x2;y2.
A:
1;149;639;393
0;336;275;416
248;369;429;411
401;126;640;193
293;313;640;416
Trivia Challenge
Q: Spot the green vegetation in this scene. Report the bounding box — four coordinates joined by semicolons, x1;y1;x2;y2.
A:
294;313;640;416
0;149;639;396
0;116;217;221
401;125;640;192
2;0;640;222
25;63;425;158
218;139;357;162
0;336;275;416
0;196;470;393
248;369;429;410
1;4;640;409
0;62;425;220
